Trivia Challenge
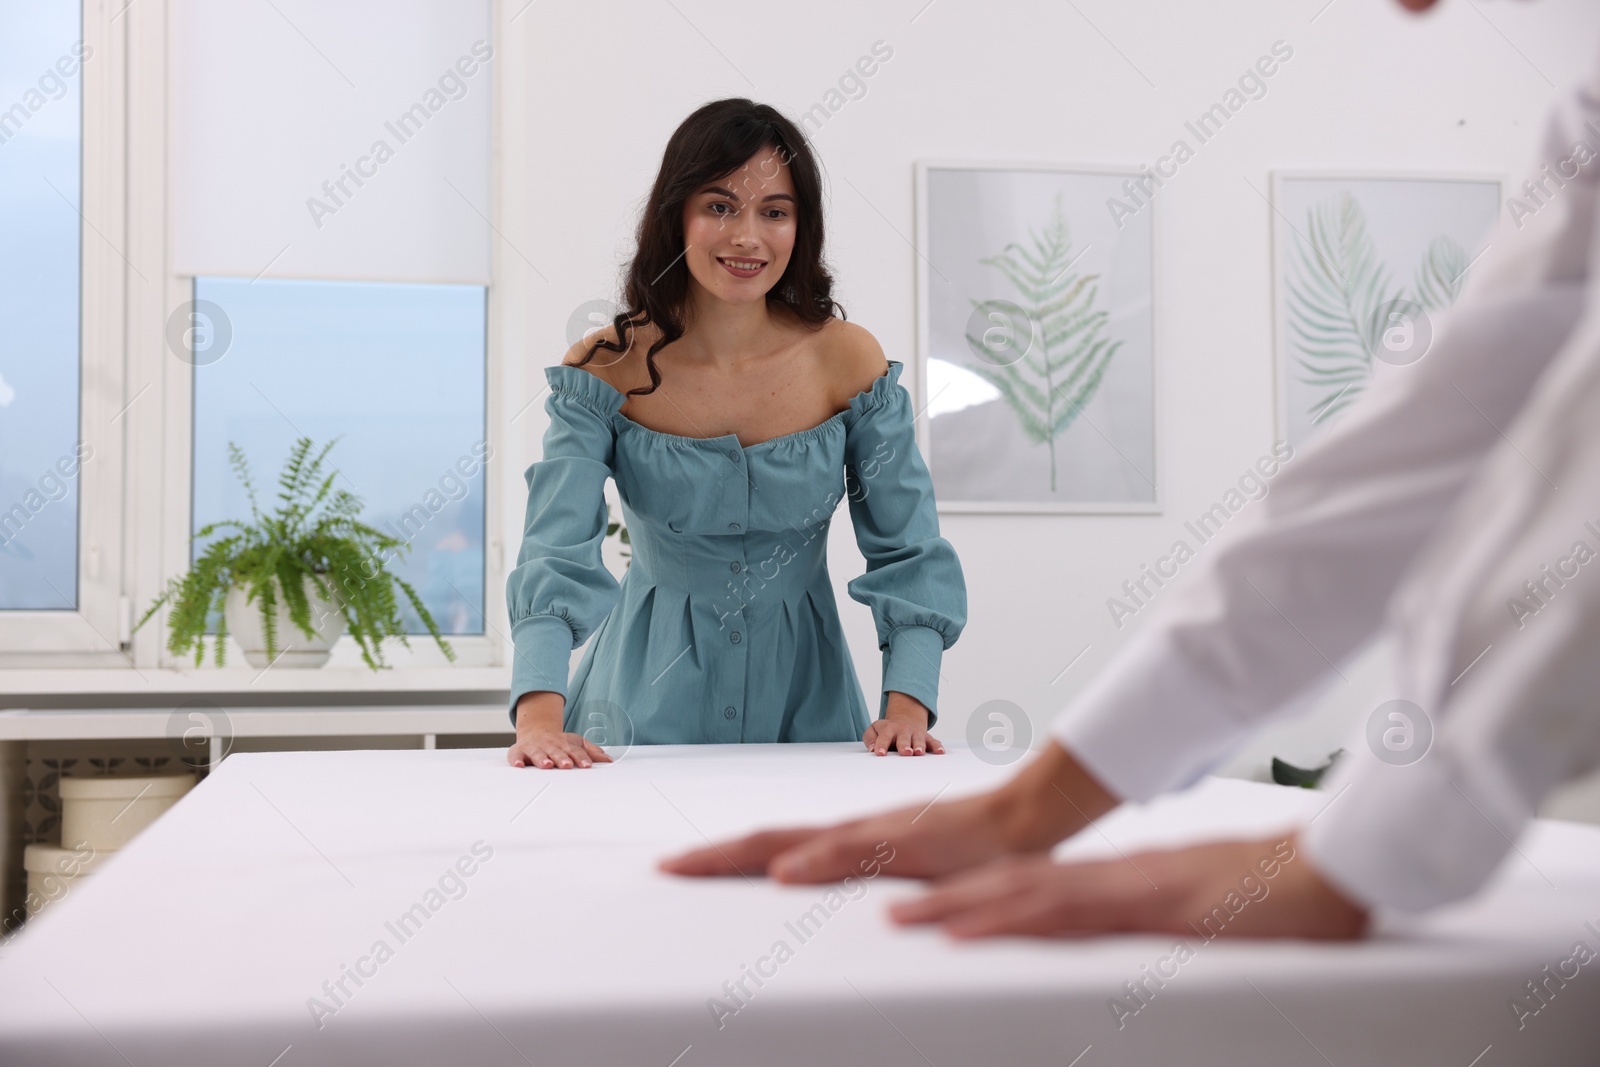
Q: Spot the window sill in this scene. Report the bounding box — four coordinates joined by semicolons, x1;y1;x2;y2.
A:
0;666;512;701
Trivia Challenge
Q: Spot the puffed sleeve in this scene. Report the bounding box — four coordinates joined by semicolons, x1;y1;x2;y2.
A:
504;365;627;726
841;360;967;727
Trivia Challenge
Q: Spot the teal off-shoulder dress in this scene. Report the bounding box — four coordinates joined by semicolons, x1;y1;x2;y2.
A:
505;358;966;744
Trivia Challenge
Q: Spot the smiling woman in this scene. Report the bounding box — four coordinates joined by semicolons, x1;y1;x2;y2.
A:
506;98;968;768
571;98;839;399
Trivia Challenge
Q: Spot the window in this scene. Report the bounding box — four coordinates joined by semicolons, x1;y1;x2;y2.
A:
0;4;85;611
166;0;499;668
190;277;488;636
0;0;509;673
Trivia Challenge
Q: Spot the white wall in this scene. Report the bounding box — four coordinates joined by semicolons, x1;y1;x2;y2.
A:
505;0;1600;800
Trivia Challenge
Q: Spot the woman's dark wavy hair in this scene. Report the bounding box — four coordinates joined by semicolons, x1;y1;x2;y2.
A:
575;98;845;396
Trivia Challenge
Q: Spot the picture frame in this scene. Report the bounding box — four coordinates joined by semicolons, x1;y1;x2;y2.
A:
1269;169;1506;451
913;160;1160;514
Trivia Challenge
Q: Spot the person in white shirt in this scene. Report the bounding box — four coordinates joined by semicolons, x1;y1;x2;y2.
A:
661;0;1600;940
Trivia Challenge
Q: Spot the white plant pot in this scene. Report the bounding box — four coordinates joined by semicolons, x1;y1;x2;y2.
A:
223;573;347;668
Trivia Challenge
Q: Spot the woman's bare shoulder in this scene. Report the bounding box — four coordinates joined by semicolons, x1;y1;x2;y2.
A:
818;318;891;404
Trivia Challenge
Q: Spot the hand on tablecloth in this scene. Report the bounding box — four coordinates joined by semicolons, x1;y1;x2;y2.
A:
659;792;1018;881
508;730;613;769
887;833;1369;941
863;693;943;756
508;691;613;769
660;740;1115;881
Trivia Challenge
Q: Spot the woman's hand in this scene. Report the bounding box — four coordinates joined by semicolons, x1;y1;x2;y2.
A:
507;691;614;769
863;692;943;756
508;730;612;769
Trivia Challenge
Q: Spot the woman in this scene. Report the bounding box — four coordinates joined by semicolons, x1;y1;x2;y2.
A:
505;98;966;770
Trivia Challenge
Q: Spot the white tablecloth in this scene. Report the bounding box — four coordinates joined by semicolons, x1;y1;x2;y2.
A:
0;743;1596;1066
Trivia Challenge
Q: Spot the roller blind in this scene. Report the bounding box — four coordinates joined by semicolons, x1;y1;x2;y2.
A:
173;0;492;284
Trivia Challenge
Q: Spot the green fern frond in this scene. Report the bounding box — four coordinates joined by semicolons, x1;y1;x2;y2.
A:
227;443;263;528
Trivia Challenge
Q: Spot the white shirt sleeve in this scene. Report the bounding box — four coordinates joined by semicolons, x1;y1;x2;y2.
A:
1300;269;1600;911
1051;55;1600;911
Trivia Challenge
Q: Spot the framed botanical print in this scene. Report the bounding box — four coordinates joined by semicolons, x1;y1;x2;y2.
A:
914;161;1159;513
1270;170;1503;449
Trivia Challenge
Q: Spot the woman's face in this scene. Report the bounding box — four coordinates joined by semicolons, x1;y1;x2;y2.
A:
681;145;798;309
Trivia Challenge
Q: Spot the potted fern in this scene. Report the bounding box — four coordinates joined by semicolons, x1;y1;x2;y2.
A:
135;436;456;670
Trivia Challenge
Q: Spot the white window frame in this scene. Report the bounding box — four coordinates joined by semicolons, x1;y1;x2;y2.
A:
0;0;126;664
3;0;526;683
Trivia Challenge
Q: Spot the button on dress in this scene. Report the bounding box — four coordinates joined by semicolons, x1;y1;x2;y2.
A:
505;358;966;744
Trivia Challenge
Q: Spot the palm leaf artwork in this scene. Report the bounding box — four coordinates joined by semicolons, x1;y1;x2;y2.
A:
1287;193;1472;429
963;190;1123;492
1285;192;1400;427
1413;234;1469;312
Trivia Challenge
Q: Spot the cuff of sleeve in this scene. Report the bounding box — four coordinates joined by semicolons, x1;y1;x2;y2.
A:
507;614;576;726
1049;627;1258;802
1298;744;1529;912
881;624;946;728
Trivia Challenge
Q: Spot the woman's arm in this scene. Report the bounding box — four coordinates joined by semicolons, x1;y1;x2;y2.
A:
836;330;968;753
504;363;628;769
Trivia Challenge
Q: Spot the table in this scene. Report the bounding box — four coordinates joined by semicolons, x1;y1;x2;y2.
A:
0;743;1595;1065
0;703;515;926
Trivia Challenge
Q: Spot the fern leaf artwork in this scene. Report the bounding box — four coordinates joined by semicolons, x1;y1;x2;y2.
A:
1287;193;1475;432
963;190;1123;492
